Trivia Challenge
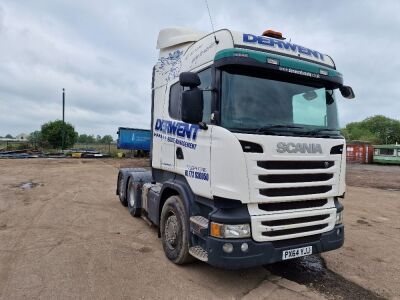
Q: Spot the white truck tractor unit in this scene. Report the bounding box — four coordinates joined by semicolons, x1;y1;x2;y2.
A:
116;27;355;269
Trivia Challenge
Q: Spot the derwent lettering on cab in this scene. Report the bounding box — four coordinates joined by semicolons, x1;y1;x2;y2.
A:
154;118;199;140
243;33;325;61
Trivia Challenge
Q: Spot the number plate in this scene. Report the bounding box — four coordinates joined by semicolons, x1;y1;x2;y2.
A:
282;246;312;260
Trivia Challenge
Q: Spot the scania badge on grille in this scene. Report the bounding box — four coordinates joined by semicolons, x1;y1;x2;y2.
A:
276;142;323;154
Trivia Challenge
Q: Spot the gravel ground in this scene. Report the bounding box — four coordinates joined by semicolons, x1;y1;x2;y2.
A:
346;163;400;191
0;159;398;299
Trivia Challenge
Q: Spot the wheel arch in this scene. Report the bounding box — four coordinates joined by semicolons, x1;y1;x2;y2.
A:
157;180;195;236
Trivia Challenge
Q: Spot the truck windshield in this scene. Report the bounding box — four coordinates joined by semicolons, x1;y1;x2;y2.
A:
220;70;340;137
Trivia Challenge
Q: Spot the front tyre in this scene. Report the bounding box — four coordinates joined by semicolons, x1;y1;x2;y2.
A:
160;195;193;264
127;178;141;217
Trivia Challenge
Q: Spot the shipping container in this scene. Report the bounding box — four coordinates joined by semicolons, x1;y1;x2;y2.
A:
346;142;374;164
117;127;151;151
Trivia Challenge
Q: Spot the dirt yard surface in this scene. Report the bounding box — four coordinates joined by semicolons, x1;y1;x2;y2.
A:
0;159;399;299
346;163;400;191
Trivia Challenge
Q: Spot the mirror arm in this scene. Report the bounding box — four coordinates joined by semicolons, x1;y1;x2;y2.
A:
202;87;217;93
199;122;208;130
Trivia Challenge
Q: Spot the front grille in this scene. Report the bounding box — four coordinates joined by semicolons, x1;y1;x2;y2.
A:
249;155;339;242
259;173;333;183
259;199;328;211
262;224;327;237
262;214;330;226
257;160;334;170
260;185;332;197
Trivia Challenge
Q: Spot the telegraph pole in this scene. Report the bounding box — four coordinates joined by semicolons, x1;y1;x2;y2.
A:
61;88;65;151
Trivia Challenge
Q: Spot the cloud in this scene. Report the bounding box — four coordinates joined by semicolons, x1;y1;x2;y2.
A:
0;0;399;138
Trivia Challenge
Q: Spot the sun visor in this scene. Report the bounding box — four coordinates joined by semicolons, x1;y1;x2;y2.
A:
157;27;206;49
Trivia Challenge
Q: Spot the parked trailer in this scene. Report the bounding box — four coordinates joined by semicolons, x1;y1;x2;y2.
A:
116;27;355;269
117;127;151;156
373;144;400;165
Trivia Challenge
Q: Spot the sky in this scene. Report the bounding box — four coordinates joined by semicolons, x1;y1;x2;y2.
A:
0;0;399;138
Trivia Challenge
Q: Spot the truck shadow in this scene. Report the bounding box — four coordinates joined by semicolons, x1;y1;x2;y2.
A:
264;255;384;300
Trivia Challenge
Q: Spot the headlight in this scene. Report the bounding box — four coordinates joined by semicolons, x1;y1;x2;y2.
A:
335;211;343;225
210;222;251;239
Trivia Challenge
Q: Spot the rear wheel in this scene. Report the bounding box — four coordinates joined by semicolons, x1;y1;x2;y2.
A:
118;174;127;207
127;178;141;217
160;195;193;264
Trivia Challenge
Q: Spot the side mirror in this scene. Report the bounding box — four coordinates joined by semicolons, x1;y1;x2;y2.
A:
179;72;204;124
179;72;201;88
340;85;355;99
182;88;204;124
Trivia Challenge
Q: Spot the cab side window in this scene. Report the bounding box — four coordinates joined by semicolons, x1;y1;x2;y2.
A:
168;67;212;123
169;82;182;120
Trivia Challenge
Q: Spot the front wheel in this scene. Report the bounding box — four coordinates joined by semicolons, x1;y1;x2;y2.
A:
160;195;193;264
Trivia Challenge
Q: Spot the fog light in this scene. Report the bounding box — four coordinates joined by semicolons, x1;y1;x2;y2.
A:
336;228;341;235
223;243;233;253
241;243;249;252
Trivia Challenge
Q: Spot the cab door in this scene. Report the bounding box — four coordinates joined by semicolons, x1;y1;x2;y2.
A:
174;68;213;199
159;84;175;172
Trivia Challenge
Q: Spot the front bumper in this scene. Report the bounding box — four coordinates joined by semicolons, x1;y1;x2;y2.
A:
206;224;344;269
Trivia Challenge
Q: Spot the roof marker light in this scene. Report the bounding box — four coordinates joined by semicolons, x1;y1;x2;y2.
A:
320;69;329;76
234;52;248;58
262;29;285;40
267;58;279;65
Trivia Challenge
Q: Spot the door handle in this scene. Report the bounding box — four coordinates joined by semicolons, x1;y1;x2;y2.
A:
176;147;184;159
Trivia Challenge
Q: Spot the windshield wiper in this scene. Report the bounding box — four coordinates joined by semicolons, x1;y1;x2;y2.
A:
256;124;304;133
306;128;340;136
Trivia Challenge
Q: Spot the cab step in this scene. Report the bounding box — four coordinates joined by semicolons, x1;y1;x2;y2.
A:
190;216;208;228
189;246;208;262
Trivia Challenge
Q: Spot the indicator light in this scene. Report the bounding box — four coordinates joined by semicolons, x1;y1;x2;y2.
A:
210;222;251;239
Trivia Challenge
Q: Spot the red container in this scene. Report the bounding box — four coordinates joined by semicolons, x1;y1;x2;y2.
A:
346;143;374;164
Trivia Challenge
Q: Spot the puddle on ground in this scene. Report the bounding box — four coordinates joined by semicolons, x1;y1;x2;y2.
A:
265;255;384;299
385;188;399;192
19;182;40;190
357;219;372;226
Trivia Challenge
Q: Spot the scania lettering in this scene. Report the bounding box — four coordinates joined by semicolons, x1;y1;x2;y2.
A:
116;27;354;269
276;142;323;154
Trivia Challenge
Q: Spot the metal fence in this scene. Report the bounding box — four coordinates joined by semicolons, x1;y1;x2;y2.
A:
0;140;33;151
0;140;146;158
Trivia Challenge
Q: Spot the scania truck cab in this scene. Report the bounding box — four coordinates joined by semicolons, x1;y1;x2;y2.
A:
116;27;354;269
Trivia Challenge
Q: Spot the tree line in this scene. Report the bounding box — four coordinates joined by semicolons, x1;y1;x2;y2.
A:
28;120;114;149
6;115;399;149
341;115;400;144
